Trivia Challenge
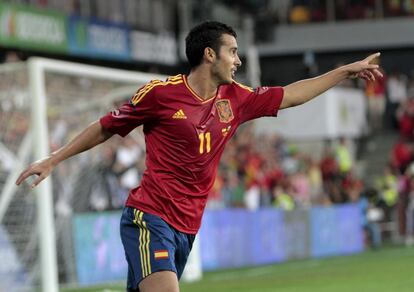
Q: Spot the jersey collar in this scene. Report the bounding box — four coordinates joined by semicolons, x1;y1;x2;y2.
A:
183;75;217;103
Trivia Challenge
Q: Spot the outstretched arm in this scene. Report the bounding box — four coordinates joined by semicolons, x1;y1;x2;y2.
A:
280;53;383;109
15;120;113;188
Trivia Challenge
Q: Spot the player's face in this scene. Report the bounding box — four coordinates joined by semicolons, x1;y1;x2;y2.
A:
212;34;242;84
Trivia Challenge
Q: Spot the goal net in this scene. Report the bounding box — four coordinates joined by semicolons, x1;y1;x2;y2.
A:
0;58;166;291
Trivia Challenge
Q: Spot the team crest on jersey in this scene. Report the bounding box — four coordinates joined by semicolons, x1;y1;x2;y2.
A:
215;99;234;123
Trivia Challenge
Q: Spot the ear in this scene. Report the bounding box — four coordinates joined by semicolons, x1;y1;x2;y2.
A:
204;47;216;63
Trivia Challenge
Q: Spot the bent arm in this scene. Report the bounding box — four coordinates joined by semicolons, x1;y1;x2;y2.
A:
280;53;382;109
16;120;113;187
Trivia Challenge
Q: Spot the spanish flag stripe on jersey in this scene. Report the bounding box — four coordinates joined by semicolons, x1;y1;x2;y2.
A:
154;250;169;259
131;79;183;106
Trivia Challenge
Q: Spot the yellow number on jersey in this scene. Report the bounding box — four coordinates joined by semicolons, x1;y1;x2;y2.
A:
198;132;211;154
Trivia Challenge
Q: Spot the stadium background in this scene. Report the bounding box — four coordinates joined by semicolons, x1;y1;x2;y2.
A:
0;0;414;291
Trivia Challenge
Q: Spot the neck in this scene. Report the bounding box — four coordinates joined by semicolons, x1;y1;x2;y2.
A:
186;67;219;100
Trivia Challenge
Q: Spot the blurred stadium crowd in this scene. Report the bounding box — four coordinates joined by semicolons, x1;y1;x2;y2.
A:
286;0;414;23
1;0;414;34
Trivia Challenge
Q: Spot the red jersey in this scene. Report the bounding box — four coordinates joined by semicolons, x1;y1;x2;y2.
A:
100;74;284;234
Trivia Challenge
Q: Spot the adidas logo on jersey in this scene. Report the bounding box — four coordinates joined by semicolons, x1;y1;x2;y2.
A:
172;109;187;119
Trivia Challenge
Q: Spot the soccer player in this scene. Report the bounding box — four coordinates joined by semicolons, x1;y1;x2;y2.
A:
15;21;382;292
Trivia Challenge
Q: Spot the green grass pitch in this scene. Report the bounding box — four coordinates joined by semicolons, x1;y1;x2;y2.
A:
62;246;414;292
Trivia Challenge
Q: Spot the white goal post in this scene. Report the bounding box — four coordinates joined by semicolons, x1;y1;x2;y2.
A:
32;58;169;292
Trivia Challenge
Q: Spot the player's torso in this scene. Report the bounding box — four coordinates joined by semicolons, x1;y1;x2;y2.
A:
145;75;240;167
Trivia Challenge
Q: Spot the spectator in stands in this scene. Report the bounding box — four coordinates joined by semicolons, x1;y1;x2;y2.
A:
320;143;339;202
342;170;364;203
272;184;295;211
115;137;143;188
207;175;225;209
376;165;399;216
390;137;413;175
306;157;324;204
289;2;311;23
99;143;124;209
290;164;311;207
335;137;354;177
282;144;302;175
365;58;387;134
223;169;245;208
357;188;383;249
387;71;408;129
260;158;283;206
244;180;261;210
396;98;414;140
2;51;23;63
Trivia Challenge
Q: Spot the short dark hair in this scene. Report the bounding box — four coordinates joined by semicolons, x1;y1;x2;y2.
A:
185;21;237;69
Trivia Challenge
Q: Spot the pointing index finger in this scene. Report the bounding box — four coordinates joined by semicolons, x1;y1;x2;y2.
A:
367;52;381;64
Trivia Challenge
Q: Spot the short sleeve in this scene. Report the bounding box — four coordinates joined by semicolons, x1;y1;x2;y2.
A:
100;82;159;137
239;86;284;123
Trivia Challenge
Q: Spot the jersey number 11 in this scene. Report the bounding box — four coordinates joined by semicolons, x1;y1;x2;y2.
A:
198;132;211;154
